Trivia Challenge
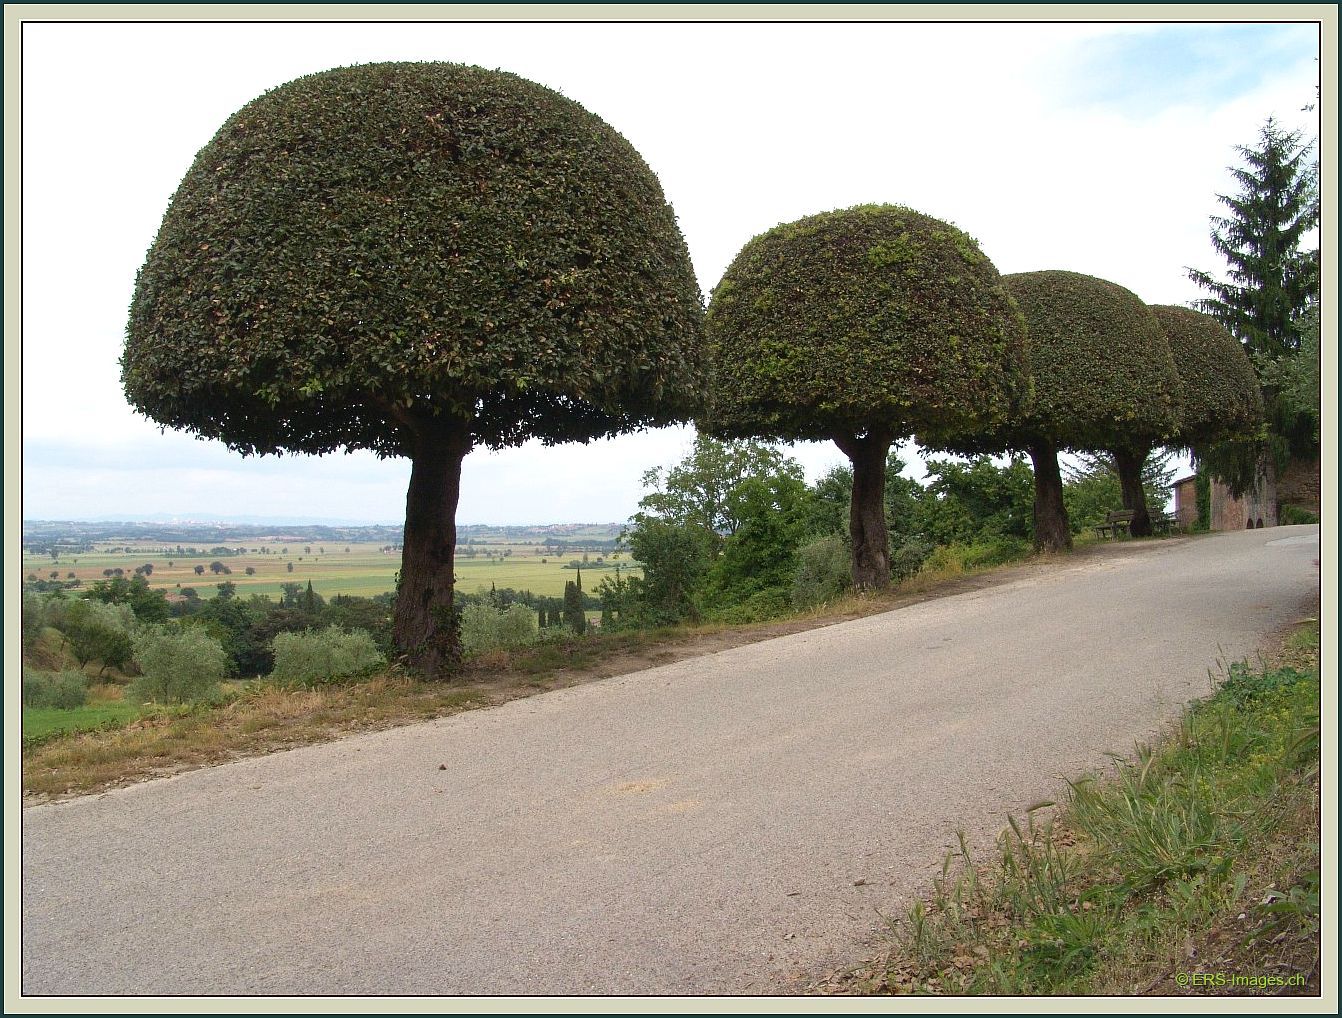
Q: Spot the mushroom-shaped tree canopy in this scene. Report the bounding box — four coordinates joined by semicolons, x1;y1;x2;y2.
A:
123;62;705;675
706;204;1027;589
1150;304;1264;449
999;270;1179;546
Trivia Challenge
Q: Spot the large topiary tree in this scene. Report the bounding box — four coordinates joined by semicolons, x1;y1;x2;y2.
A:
123;63;704;676
997;271;1179;548
1149;303;1264;456
704;205;1027;590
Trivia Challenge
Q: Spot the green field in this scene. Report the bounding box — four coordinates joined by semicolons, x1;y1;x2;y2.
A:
22;702;146;740
23;542;639;601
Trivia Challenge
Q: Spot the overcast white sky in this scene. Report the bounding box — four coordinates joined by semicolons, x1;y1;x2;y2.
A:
18;15;1322;525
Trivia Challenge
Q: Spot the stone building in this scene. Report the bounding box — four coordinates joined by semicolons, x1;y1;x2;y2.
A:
1173;457;1320;531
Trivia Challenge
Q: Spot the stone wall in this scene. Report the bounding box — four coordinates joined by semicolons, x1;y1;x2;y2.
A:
1211;469;1277;531
1173;476;1199;529
1276;457;1321;513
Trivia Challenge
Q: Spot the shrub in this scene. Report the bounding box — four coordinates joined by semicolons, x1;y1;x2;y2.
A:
1279;505;1320;526
22;592;44;651
21;669;88;709
791;535;851;609
129;626;228;703
269;626;386;686
917;537;1032;578
959;536;1032;568
61;598;138;674
460;603;537;655
892;539;935;581
707;588;792;625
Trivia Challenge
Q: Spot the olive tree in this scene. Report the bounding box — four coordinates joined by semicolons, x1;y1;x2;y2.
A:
705;205;1027;590
123;63;704;676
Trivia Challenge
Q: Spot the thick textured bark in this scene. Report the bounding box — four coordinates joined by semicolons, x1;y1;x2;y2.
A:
392;417;472;678
1029;441;1073;553
1113;447;1153;537
833;429;892;591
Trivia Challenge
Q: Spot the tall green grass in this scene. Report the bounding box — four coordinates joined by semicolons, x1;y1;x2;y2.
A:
873;627;1321;996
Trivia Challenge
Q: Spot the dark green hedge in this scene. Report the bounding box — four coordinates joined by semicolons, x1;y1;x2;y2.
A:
124;62;705;456
1149;305;1263;448
1002;270;1179;451
703;204;1027;444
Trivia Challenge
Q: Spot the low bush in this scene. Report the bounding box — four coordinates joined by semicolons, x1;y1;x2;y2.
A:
891;539;934;581
269;626;385;686
959;536;1032;569
129;626;228;704
791;535;850;609
1279;505;1320;526
916;537;1031;578
460;602;538;655
706;587;792;625
21;669;89;710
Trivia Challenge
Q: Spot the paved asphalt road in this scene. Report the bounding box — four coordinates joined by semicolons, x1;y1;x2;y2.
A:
22;526;1320;996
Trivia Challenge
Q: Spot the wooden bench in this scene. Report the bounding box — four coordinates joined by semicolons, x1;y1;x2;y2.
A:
1093;509;1135;539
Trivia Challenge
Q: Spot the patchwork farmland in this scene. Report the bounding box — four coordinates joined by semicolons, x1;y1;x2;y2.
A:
21;523;637;601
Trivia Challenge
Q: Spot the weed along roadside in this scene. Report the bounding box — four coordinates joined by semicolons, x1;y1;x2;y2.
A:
815;615;1322;998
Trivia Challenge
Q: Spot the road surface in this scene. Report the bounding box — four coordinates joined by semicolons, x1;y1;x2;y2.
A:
21;526;1320;995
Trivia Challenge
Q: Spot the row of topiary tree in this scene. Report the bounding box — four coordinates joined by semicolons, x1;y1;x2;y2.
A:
120;62;1263;678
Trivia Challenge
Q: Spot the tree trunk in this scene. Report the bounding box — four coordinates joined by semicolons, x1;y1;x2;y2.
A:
392;416;472;679
1113;448;1152;537
833;429;892;591
1029;440;1073;552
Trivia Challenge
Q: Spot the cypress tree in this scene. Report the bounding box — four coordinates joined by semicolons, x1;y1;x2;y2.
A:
563;580;587;635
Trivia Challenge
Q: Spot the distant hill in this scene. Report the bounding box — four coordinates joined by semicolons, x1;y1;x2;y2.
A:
21;520;629;551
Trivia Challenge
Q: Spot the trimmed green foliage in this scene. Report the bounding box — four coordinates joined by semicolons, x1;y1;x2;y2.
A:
269;626;385;686
705;204;1027;445
123;62;705;457
1002;271;1179;451
130;626;228;704
121;62;705;675
1150;305;1262;449
21;669;89;710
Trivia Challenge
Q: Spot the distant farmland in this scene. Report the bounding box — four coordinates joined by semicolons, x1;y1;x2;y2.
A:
22;530;639;601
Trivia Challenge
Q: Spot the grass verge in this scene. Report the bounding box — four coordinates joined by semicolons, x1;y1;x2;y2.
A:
22;703;148;742
823;616;1321;997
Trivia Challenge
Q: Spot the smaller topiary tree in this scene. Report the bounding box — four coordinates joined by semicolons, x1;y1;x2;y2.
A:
991;271;1180;548
705;204;1028;589
1149;303;1264;459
